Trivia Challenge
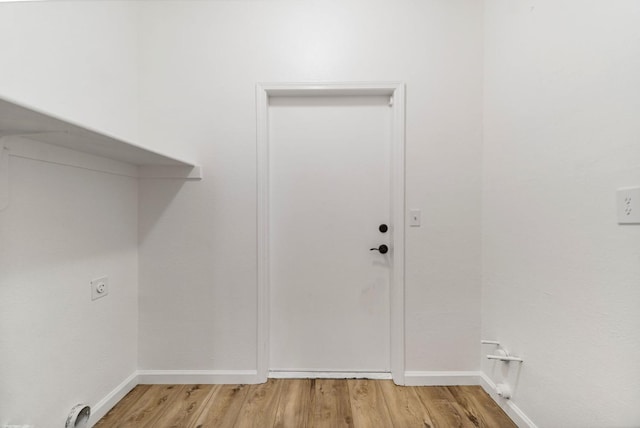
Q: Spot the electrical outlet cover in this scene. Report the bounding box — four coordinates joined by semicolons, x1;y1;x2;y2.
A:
617;187;640;224
91;276;109;300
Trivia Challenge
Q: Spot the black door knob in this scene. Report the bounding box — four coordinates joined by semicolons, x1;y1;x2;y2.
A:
370;244;389;254
379;224;388;233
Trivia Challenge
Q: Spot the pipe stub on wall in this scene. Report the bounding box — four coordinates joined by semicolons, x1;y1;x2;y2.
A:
65;404;91;428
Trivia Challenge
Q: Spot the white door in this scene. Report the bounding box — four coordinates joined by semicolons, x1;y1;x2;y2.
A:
269;95;392;374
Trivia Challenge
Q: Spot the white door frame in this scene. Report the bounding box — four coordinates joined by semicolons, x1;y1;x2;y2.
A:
256;82;406;385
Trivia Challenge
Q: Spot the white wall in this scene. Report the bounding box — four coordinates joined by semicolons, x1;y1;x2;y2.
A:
0;1;140;142
0;141;139;426
482;1;640;426
0;2;141;426
3;1;638;426
137;0;484;374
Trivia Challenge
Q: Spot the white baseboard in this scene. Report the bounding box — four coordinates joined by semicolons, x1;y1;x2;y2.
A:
89;371;138;426
136;370;261;385
403;370;482;386
479;372;537;428
269;371;392;380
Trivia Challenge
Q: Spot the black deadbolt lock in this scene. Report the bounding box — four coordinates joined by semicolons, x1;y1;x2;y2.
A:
370;244;389;254
379;224;388;233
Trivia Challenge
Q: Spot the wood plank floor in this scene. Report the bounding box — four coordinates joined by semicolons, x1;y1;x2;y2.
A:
96;380;517;427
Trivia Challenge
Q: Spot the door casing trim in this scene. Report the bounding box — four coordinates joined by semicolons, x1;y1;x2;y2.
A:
256;82;406;384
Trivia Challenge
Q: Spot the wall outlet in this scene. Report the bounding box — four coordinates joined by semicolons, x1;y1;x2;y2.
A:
617;187;640;224
91;276;109;300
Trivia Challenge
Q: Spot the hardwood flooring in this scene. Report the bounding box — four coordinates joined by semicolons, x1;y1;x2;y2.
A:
96;379;516;427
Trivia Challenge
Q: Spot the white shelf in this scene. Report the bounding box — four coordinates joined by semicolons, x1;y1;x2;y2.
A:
0;95;202;179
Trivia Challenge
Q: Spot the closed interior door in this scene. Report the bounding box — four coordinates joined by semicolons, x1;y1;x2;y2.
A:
269;95;392;373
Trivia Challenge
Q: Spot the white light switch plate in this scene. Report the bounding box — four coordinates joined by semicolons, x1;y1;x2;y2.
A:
409;209;421;227
617;187;640;224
